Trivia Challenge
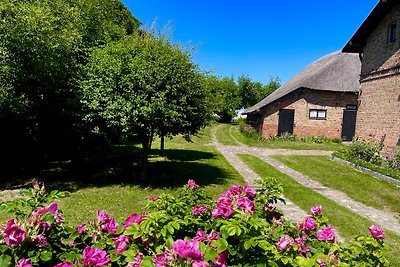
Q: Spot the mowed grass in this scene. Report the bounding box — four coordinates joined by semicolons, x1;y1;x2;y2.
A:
272;155;400;214
238;154;400;265
56;127;244;225
215;123;241;146
229;124;345;151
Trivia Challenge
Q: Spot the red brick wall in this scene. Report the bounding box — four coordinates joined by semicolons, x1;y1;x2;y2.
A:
258;89;358;139
361;4;400;75
356;3;400;155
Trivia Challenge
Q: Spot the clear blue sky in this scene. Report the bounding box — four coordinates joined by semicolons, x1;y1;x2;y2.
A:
122;0;377;84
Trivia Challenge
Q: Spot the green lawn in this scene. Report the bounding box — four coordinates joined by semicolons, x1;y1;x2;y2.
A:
272;155;400;214
215;123;241;146
56;128;244;225
238;154;400;265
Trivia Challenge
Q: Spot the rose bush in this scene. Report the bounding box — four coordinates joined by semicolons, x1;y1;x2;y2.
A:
0;179;390;266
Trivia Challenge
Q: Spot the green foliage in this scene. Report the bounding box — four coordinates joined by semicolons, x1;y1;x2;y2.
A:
0;0;140;155
238;75;280;109
333;139;400;179
80;33;210;170
204;75;241;123
0;180;391;266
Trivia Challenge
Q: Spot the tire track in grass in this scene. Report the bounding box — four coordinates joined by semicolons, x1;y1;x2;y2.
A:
238;154;400;266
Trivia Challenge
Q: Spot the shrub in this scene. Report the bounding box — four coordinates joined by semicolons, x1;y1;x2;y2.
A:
0;180;390;266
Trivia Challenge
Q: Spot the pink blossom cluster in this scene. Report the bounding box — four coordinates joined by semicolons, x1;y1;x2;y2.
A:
123;212;147;229
16;258;32;267
96;210;118;233
82;247;110;267
212;185;256;219
2;219;26;247
128;253;144;267
33;203;64;223
316;226;336;242
193;230;220;243
310;205;323;215
299;216;317;232
192;205;208;216
187;179;200;189
172;239;208;266
368;225;385;240
276;235;294;251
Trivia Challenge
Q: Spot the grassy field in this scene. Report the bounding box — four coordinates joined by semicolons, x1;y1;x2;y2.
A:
272;155;400;214
238;154;400;265
19;128;243;225
217;123;346;151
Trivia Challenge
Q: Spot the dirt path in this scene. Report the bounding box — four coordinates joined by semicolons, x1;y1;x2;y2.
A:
212;126;400;235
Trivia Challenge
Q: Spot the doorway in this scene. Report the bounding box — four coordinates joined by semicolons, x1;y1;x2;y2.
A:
278;109;295;136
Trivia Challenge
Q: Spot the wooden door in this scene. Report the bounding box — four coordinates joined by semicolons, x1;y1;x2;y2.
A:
341;109;357;141
278;109;295;136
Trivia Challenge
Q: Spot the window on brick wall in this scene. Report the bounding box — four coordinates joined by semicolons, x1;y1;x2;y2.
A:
309;109;327;120
388;23;397;43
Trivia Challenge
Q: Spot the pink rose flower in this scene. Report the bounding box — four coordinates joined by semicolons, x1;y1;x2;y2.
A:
194;230;206;242
211;204;233;219
301;216;317;231
112;234;129;254
192;260;209;267
310;205;323;215
263;204;276;212
123;213;142;229
33;235;48;247
96;210;118;233
214;251;228;267
243;185;256;198
76;224;86;234
207;231;220;242
317;259;327;266
217;194;232;206
150;197;158;202
16;258;32;267
2;219;26;246
191;205;207;216
128;253;144;267
227;185;242;197
236;197;254;214
276;235;294;251
82;247;110;267
54;262;73;267
187;179;199;189
152;253;171;267
368;225;385;240
172;239;203;260
316;226;336;241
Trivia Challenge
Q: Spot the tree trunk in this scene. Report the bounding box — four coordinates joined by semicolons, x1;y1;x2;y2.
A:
140;129;154;180
160;133;165;156
140;137;150;180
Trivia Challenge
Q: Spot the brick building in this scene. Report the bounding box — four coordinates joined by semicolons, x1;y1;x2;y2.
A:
343;0;400;155
244;52;360;140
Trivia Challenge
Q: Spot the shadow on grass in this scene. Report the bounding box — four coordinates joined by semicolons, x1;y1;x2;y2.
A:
0;143;229;192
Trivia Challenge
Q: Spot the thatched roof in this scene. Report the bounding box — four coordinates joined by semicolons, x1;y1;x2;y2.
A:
343;0;396;53
244;51;361;115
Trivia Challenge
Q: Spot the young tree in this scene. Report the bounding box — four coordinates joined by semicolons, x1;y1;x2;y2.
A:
80;34;210;177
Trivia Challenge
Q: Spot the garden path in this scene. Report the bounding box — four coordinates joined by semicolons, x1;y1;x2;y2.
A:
212;126;400;235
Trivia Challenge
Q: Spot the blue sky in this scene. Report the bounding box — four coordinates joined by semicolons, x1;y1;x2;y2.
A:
122;1;377;84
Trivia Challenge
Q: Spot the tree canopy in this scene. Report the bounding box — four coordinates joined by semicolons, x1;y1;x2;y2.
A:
80;34;210;174
0;0;140;155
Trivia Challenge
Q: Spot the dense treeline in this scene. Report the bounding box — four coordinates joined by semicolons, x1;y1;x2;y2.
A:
0;0;279;176
205;75;280;122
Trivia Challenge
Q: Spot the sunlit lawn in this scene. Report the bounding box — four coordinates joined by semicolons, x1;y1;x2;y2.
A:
56;128;244;225
239;154;400;265
219;123;346;151
272;155;400;214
